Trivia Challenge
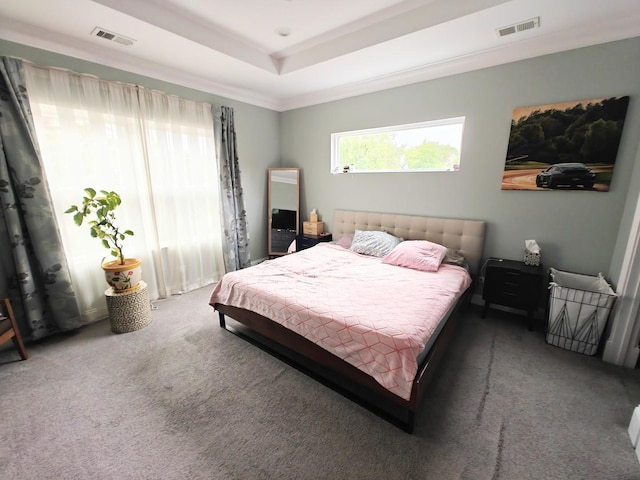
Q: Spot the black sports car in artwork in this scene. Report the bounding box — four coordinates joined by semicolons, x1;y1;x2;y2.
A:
535;163;596;189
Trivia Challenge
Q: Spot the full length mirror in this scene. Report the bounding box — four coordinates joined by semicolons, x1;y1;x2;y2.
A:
268;168;299;256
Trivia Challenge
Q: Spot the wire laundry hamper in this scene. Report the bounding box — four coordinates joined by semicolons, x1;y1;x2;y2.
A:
546;268;617;355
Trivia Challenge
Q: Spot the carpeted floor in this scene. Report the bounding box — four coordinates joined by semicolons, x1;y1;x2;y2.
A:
1;286;639;480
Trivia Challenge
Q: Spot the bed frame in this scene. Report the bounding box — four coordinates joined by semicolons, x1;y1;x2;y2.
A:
214;210;486;433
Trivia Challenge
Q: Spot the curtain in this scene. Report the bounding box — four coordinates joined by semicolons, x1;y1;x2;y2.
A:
214;106;250;271
0;57;82;340
137;88;225;296
22;63;226;321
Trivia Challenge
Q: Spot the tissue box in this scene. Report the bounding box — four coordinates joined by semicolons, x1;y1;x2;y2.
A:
310;213;319;223
303;221;324;235
524;251;541;266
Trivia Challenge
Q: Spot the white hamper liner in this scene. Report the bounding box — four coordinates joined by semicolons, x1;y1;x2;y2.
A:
546;268;617;355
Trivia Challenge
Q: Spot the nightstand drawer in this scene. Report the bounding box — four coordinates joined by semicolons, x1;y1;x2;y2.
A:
488;290;528;309
489;268;521;283
488;270;523;291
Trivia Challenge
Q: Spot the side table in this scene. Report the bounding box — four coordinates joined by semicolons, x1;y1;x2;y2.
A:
105;281;152;334
481;259;544;330
296;233;332;251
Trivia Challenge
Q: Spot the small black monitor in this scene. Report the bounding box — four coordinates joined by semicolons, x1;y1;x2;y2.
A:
271;209;297;230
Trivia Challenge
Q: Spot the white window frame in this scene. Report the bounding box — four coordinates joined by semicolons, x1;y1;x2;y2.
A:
331;116;465;174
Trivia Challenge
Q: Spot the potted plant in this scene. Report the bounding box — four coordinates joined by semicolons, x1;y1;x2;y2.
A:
65;188;142;293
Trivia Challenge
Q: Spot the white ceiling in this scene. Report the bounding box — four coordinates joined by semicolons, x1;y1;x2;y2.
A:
1;0;640;111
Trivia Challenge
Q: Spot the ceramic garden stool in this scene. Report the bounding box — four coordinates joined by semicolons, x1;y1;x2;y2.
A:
104;281;152;334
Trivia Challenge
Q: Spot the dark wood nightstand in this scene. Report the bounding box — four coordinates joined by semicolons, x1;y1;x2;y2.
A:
296;233;332;251
481;258;544;330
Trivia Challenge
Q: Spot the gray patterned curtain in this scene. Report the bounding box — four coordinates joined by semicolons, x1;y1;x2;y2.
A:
0;57;82;340
214;105;250;271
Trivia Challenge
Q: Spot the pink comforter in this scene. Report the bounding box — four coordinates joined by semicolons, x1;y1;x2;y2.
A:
209;243;471;400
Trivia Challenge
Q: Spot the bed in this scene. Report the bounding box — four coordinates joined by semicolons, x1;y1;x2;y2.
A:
209;210;486;432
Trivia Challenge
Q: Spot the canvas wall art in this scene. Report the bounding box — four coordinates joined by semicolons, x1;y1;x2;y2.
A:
502;96;629;191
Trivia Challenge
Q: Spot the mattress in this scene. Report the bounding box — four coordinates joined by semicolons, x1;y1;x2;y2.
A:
209;243;471;400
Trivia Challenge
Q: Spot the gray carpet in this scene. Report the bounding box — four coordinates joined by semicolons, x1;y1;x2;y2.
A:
1;286;639;480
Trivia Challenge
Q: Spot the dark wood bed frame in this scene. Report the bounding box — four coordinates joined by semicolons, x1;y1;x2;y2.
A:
213;210;486;433
215;287;471;432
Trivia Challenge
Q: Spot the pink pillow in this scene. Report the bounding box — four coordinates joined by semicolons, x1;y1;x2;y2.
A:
381;240;447;272
335;234;354;249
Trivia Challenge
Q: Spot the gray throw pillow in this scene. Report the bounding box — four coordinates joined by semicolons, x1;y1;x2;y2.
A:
350;230;403;257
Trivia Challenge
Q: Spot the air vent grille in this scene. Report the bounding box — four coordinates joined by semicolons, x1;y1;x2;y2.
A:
91;27;136;46
496;17;540;38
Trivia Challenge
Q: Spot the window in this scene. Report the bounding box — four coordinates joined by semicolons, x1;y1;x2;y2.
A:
23;64;225;321
331;117;465;174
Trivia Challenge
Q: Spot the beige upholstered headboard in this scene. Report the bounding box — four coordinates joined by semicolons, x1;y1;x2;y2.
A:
332;210;486;276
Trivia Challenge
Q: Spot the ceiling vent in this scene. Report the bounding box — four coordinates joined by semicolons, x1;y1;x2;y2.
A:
496;17;540;38
91;27;136;46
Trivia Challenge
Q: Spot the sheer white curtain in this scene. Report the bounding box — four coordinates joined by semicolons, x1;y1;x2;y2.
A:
23;64;225;322
137;88;225;297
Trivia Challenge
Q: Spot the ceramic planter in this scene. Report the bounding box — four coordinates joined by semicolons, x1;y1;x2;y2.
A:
102;258;142;293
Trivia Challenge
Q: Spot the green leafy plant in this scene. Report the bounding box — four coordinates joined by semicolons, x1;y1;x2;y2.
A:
65;188;134;265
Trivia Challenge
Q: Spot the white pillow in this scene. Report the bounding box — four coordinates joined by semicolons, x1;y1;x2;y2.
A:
350;230;403;257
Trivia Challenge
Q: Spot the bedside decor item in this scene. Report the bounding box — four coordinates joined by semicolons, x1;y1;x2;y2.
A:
524;251;541;266
303;221;324;236
303;208;323;235
66;188;142;293
524;239;541;266
502;96;629;191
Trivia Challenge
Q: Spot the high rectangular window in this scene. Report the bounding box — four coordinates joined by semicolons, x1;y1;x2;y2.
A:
331;117;465;174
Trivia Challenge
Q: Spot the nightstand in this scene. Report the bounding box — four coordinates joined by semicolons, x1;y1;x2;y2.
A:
481;258;544;330
296;233;332;251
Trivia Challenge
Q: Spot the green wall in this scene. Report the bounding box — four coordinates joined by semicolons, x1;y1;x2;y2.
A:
3;37;640;281
280;37;640;282
0;39;280;262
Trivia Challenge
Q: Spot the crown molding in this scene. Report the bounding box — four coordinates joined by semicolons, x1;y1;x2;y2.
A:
278;21;640;111
0;19;281;111
2;12;640;113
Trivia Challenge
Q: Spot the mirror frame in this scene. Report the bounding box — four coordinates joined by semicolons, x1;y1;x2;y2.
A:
268;168;300;256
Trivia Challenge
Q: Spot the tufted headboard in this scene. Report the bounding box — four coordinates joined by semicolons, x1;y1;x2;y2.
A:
332;209;486;276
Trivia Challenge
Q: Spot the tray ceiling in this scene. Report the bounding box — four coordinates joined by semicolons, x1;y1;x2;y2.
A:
1;0;639;111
